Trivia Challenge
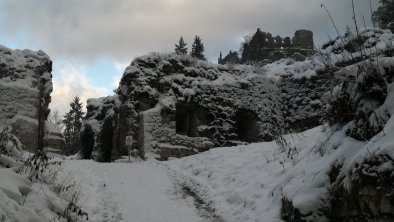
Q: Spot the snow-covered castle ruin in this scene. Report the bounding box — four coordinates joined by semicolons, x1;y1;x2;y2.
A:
82;54;280;161
82;27;394;164
82;49;332;161
219;29;314;64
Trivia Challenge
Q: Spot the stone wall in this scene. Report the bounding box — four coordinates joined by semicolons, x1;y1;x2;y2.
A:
140;105;213;160
280;71;339;132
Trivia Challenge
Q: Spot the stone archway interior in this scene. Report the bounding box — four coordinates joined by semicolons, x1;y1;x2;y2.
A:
235;109;259;143
175;102;199;137
101;118;114;162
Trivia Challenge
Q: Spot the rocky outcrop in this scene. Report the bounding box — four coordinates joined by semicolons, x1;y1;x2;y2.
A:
328;155;394;222
279;71;338;132
82;54;284;161
43;121;65;154
279;28;394;222
281;154;394;222
0;45;54;152
80;96;122;162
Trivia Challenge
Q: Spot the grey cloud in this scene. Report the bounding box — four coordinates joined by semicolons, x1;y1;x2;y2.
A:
0;0;379;63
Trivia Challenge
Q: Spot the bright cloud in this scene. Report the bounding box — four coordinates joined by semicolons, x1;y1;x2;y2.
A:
113;61;129;89
50;64;112;115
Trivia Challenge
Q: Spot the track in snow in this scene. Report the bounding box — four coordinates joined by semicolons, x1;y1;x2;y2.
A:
62;160;206;222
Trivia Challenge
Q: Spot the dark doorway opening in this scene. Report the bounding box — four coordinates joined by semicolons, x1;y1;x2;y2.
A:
176;102;199;137
235;109;259;143
101;118;113;162
81;125;94;159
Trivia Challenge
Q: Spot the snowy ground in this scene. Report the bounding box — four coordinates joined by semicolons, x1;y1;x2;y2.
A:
59;126;326;222
58;125;359;222
61;160;207;222
3;119;393;221
167;126;327;222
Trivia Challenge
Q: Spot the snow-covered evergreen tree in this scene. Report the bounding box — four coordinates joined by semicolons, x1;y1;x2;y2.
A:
175;36;188;55
190;35;206;60
63;96;85;155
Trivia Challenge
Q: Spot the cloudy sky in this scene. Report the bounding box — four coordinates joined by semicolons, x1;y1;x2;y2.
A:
0;0;379;114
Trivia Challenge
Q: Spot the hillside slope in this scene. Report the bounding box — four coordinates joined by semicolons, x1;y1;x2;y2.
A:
167;115;394;221
167;28;394;222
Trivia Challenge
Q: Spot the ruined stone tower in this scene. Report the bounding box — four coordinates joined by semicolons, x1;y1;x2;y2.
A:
292;30;314;49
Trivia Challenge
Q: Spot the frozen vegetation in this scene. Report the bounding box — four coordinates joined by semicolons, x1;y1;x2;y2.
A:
0;129;87;221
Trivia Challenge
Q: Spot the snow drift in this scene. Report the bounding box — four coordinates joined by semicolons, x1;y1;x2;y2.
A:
167;28;394;222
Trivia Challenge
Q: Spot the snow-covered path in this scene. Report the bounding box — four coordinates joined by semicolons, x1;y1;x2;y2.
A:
62;160;205;222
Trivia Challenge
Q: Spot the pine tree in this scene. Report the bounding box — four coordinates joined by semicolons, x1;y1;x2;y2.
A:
62;112;73;145
63;96;85;155
190;35;206;60
175;36;188;55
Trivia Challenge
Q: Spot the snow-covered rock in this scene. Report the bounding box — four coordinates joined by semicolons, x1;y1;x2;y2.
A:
0;132;86;222
81;95;121;162
265;27;394;133
83;53;285;161
83;28;394;165
43;121;65;154
0;44;54;152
